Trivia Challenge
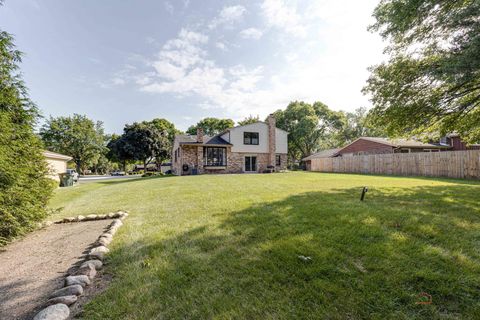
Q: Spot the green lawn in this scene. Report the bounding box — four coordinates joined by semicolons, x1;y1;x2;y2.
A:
48;172;480;319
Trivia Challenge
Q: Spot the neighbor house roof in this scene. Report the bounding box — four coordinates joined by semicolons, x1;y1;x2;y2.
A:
302;148;341;161
358;137;450;148
336;137;451;155
43;150;72;161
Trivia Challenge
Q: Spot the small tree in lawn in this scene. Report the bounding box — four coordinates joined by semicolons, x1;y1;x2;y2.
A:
122;122;168;172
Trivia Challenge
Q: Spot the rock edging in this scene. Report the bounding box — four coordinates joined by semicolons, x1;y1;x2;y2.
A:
32;211;128;320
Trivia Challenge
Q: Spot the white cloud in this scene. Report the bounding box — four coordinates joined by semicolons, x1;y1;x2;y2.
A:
164;1;174;15
140;28;266;116
215;42;227;51
239;28;263;40
88;57;101;64
112;77;126;85
145;36;156;45
155;29;208;74
209;5;246;29
135;72;155;86
261;0;306;37
132;1;386;121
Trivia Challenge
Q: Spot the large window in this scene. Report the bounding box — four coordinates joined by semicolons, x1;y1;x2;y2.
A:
244;132;259;145
204;147;227;166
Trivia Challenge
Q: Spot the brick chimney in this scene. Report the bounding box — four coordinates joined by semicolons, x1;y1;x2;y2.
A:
267;114;276;168
196;127;204;143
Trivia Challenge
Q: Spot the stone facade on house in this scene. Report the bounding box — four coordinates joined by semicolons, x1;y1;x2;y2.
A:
172;115;288;175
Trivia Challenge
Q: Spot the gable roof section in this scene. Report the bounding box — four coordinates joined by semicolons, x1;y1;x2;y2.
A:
302;148;341;161
176;134;232;146
204;135;231;145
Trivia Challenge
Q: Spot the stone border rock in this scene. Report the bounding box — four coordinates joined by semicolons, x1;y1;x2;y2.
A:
32;211;128;320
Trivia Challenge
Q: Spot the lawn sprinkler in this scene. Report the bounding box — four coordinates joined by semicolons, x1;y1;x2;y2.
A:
360;186;368;201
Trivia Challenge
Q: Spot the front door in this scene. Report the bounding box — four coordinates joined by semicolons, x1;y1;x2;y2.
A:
245;156;257;172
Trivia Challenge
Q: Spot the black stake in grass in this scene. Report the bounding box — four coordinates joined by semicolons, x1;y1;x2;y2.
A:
360;187;368;201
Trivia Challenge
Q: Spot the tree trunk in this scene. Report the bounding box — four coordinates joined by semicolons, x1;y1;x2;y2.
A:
123;160;126;172
76;161;81;175
143;159;147;174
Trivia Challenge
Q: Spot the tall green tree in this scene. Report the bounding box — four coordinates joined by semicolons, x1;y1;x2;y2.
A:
186;117;234;136
106;134;130;171
149;118;180;143
0;28;54;243
326;107;386;148
40;114;106;174
364;0;480;143
145;118;179;163
273;101;344;162
237;115;260;126
121;122;169;171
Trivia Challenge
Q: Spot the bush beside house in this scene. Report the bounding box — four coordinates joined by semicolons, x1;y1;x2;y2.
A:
0;30;54;245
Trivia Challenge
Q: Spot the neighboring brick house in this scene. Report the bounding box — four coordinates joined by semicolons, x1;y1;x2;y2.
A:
302;135;480;171
172;115;288;175
444;134;480;151
335;137;450;156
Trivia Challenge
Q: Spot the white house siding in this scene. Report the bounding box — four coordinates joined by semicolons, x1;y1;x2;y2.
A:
223;122;287;154
224;122;269;153
43;151;72;181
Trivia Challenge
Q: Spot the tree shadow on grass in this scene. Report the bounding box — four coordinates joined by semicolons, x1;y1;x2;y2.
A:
84;183;480;319
78;175;177;187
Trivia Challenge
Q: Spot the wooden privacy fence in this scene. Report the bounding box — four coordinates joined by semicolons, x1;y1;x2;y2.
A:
310;150;480;179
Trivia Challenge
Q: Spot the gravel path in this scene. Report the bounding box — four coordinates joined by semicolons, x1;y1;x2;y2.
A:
0;220;112;320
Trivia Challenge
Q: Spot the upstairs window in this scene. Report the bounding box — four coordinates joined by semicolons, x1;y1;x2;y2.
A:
244;132;259;145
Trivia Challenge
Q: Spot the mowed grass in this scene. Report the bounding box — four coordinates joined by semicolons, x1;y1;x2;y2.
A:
48;172;480;319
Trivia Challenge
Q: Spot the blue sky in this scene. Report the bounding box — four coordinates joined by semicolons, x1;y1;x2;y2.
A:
0;0;385;133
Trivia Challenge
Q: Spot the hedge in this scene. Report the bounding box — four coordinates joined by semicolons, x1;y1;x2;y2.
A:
0;30;54;245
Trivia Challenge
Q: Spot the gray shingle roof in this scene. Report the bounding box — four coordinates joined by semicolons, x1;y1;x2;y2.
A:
302;148;341;161
204;135;231;145
359;137;450;148
176;134;231;146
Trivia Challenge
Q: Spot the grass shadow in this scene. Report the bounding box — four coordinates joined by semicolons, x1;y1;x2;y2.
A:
82;183;480;319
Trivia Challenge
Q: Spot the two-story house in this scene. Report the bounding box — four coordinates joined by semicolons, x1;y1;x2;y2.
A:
172;115;288;175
